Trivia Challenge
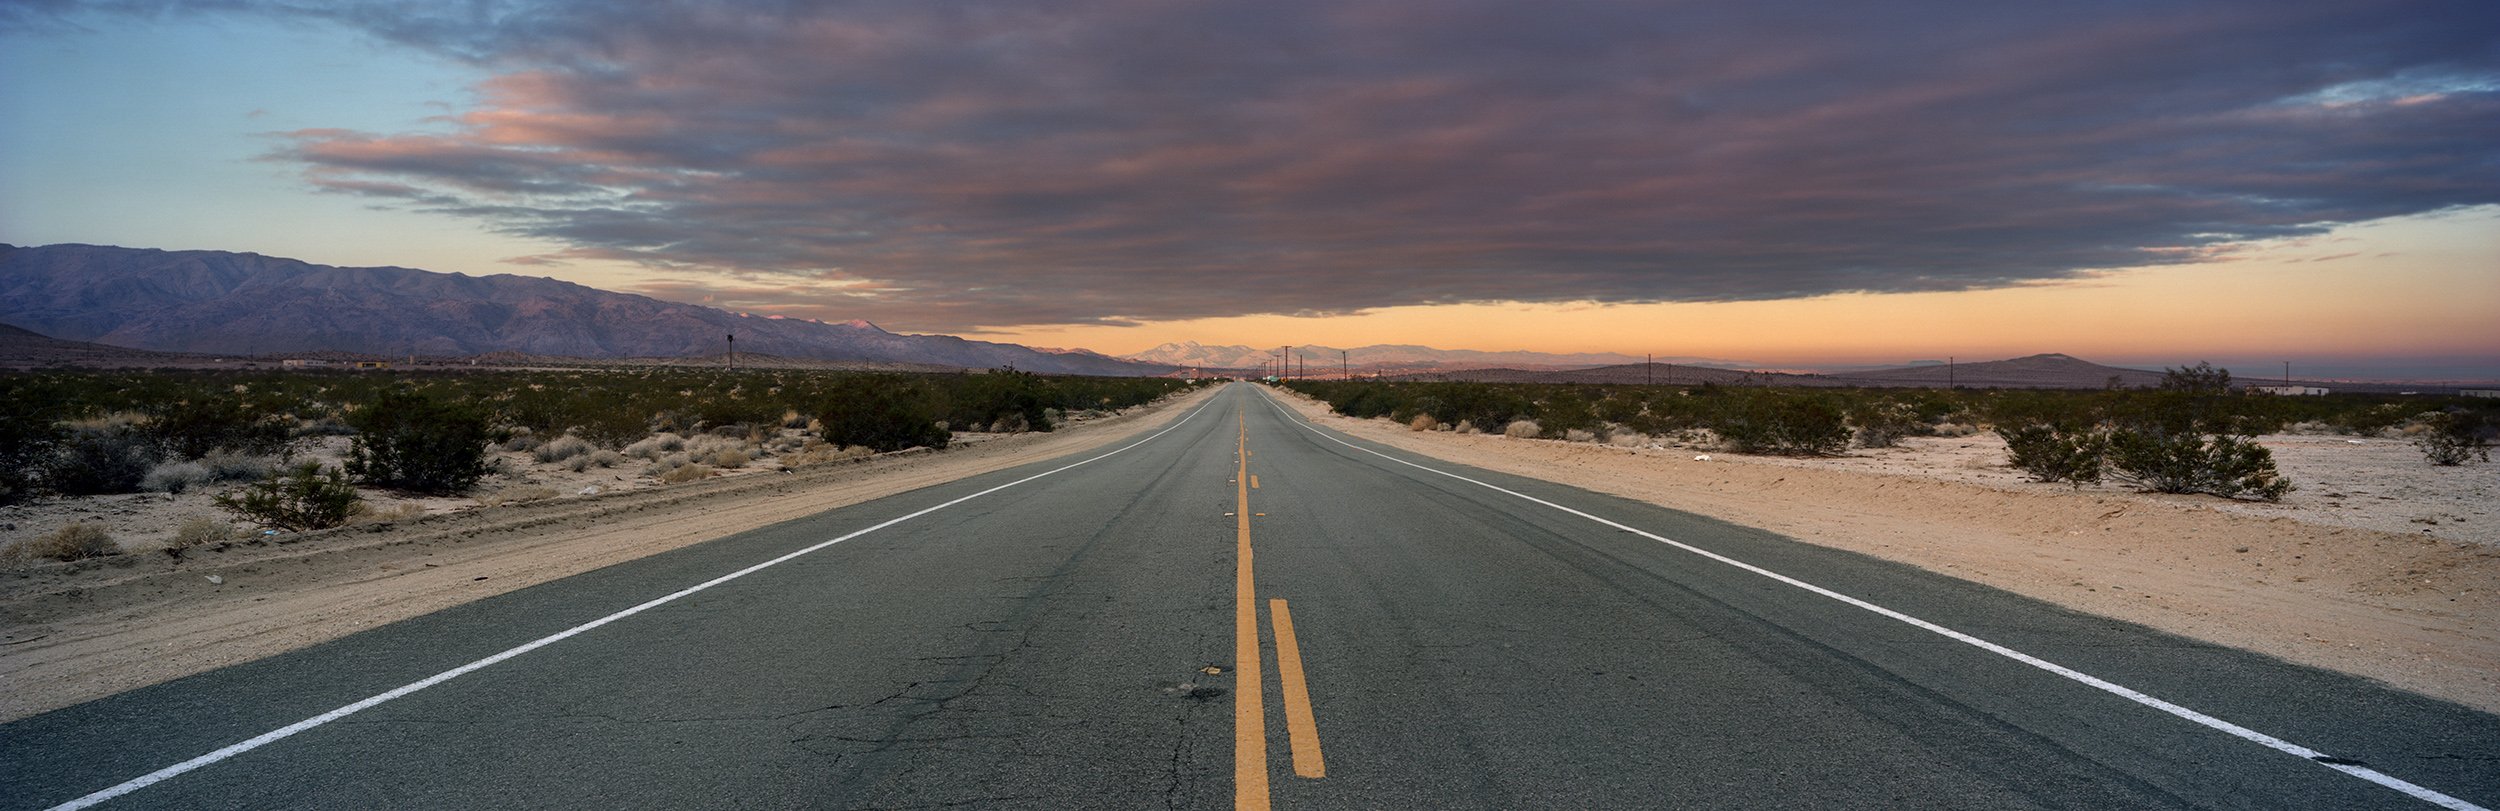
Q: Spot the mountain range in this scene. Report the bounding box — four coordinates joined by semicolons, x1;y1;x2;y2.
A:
0;244;1170;376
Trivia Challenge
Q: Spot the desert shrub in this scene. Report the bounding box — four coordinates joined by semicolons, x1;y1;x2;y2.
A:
659;463;714;484
2159;361;2233;395
143;460;216;493
2106;429;2292;501
198;450;277;483
532;435;595;464
215;461;363;531
565;407;655;449
2416;411;2494;466
149;395;290;459
704;448;753;468
167;515;235;555
817;376;950;452
1712;394;1850;456
1851;401;1927;449
1407;414;1440;432
782;409;811;429
1564;428;1599;443
790;444;875;467
623;433;687;460
566;449;625;473
646;452;693;476
1503;419;1543;439
1997;423;2106;485
496;429;541;453
346;391;494;495
46;423;163;496
3;522;120;564
0;399;62;503
942;369;1057;434
478;485;561;507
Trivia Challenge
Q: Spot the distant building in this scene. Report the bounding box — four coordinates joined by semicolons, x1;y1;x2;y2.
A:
2247;385;2330;396
279;359;330;368
2463;389;2500;399
352;361;390;369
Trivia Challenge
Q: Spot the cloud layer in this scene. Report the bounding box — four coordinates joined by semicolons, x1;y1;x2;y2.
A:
87;1;2500;329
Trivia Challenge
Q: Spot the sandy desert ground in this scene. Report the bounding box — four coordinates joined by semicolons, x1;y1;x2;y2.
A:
4;384;2494;724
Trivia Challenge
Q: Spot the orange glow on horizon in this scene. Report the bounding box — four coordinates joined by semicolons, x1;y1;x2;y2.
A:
972;209;2499;366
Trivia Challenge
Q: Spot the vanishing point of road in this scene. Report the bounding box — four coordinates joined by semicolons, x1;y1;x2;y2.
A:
6;384;2495;809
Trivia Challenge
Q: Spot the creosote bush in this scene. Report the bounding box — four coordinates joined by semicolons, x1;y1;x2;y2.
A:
1997;424;2107;485
817;376;950;452
2106;430;2292;501
47;423;161;496
2416;411;2494;466
1712;394;1850;456
347;391;493;495
216;461;363;531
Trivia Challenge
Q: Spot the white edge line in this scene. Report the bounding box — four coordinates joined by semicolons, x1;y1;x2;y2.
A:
1255;389;2487;811
47;392;1224;811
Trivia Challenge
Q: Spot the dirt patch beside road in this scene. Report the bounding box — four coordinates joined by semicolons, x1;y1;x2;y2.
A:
0;386;1219;722
1265;388;2500;714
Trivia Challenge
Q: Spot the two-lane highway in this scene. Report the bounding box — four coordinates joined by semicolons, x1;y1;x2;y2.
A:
6;383;2495;809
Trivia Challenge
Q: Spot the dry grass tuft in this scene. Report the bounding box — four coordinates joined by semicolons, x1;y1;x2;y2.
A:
659;463;714;484
3;522;120;565
789;444;876;467
168;516;237;553
532;435;594;463
1408;414;1440;432
1503;420;1542;439
623;433;687;460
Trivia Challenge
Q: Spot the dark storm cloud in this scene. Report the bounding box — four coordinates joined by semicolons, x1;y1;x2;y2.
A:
69;1;2500;329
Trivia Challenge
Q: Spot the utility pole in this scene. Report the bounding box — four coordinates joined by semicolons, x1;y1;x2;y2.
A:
1947;356;1955;389
727;333;736;372
2284;361;2292;388
1647;353;1654;386
1341;350;1348;381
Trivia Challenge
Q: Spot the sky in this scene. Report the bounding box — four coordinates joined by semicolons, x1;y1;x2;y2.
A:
3;1;2496;379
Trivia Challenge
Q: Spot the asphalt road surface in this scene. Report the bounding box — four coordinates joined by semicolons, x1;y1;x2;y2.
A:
6;383;2495;809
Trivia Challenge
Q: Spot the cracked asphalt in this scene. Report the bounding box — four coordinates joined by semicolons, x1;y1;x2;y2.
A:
5;384;2496;809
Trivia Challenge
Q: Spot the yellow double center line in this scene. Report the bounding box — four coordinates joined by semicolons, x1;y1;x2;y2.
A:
1235;411;1325;811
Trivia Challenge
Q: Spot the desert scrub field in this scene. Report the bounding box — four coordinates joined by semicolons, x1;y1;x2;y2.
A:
0;367;1201;561
1280;370;2494;501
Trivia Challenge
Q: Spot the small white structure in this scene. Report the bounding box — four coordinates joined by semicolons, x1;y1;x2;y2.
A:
279;359;331;368
2247;385;2330;396
2462;389;2500;399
